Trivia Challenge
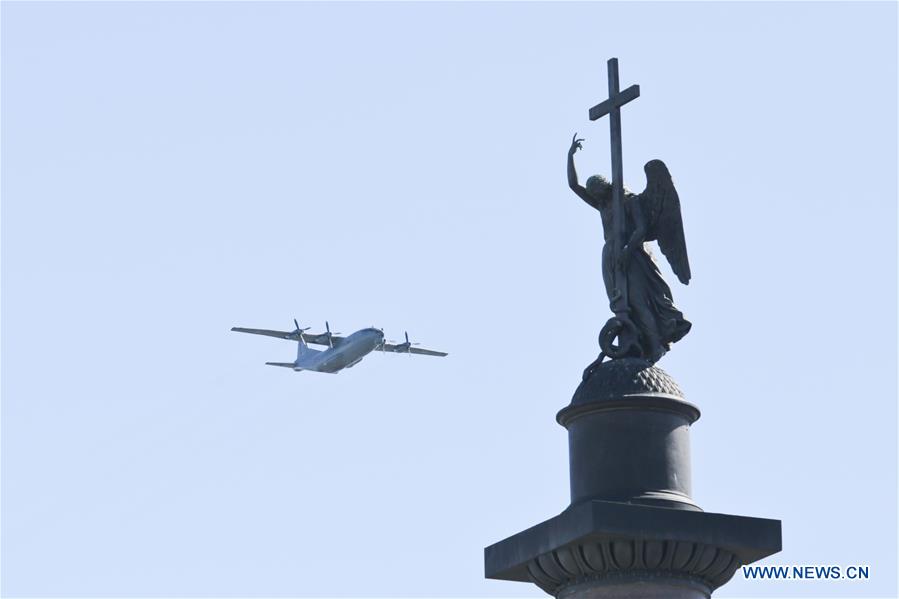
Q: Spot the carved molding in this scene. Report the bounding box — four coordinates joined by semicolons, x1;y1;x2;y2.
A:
524;538;740;596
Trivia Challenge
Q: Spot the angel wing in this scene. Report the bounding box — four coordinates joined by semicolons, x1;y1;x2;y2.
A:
638;159;691;285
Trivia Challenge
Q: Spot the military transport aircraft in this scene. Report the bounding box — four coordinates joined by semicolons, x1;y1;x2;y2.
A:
231;320;447;374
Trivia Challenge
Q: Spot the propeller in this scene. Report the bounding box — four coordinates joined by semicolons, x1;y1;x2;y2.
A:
292;318;310;340
322;321;341;348
390;331;421;354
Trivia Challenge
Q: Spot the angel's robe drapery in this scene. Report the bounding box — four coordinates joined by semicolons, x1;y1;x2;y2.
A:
600;240;691;353
594;188;692;356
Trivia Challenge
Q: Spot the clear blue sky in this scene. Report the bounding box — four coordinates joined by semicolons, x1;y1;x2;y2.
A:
2;2;896;597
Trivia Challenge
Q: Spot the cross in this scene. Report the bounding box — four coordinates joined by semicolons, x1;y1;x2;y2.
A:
589;57;640;245
588;57;640;311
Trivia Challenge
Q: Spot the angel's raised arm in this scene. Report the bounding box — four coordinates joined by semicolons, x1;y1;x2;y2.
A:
567;134;599;209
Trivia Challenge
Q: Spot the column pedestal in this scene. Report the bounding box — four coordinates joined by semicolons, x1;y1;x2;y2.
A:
484;359;781;598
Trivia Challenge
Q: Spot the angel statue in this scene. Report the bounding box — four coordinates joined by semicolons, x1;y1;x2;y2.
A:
567;133;691;370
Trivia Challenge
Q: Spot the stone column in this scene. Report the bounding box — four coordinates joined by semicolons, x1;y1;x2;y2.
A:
484;359;781;598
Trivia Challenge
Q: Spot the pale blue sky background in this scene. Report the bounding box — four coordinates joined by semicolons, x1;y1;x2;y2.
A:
2;2;896;597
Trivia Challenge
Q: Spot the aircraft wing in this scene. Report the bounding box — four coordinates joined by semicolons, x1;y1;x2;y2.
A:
409;347;448;357
380;343;448;357
231;326;343;347
232;327;294;340
303;333;345;347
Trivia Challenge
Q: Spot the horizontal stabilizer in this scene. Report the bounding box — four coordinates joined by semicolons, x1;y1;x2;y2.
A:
265;362;298;369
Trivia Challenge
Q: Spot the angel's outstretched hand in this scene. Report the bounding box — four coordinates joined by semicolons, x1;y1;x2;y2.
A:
569;133;584;156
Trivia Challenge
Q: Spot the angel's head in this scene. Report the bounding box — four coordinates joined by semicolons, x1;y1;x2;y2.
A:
586;174;611;197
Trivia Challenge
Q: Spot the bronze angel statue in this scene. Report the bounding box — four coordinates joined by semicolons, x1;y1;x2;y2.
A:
567;134;691;368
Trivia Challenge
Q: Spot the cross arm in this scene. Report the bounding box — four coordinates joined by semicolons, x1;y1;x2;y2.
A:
589;84;641;121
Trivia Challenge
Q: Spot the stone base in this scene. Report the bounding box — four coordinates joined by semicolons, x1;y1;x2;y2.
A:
484;500;781;597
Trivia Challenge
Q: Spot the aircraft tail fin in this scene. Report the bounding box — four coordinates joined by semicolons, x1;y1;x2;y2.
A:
297;336;322;361
265;362;298;369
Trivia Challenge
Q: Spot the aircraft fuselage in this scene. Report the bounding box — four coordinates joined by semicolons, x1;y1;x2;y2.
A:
296;328;384;373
